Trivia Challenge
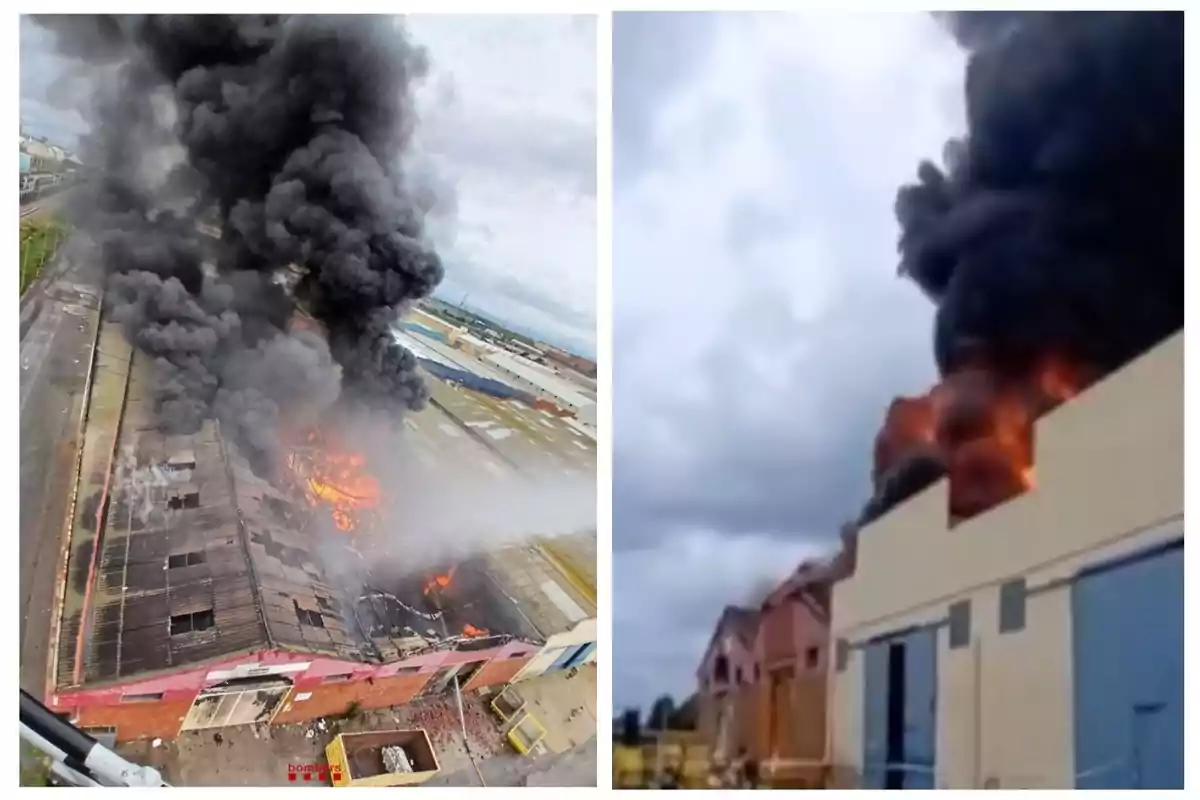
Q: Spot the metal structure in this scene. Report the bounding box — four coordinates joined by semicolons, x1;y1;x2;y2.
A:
19;690;167;787
861;626;938;789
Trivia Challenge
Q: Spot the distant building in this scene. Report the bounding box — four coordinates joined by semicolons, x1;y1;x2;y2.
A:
696;606;759;763
750;558;843;788
828;331;1183;789
695;549;849;788
484;350;598;427
22;139;57;173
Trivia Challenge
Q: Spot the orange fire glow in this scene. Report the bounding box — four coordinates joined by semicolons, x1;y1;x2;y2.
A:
287;428;381;533
461;623;489;638
423;565;458;596
874;355;1087;521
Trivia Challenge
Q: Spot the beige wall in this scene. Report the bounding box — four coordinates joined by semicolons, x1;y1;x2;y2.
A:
512;618;597;682
829;331;1182;788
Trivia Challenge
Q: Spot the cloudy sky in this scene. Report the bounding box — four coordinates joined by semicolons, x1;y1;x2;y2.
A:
613;12;966;712
19;15;597;357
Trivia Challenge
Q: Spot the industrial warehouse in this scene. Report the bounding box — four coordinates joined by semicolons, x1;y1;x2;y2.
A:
665;330;1182;790
829;330;1182;790
43;306;598;749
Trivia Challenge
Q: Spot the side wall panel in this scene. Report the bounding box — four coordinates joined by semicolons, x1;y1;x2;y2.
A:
1072;543;1184;789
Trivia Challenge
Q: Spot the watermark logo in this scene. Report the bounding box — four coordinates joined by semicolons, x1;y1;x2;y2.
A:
288;763;342;783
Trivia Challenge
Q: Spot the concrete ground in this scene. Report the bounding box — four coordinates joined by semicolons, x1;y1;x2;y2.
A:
19;239;101;695
116;665;597;787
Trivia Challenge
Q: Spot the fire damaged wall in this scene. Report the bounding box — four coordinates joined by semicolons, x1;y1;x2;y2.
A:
74;696;198;744
829;331;1183;789
270;671;432;726
462;654;534;694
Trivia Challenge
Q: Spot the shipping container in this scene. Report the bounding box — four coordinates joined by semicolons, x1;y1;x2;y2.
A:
325;729;440;787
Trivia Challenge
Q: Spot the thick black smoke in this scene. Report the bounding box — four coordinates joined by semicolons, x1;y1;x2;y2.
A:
863;11;1182;526
896;11;1182;376
34;15;444;475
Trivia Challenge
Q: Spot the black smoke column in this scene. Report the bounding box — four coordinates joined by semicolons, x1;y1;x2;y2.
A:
896;10;1182;375
864;11;1182;524
35;15;446;475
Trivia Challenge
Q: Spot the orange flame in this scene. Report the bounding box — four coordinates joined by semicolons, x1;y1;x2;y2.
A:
461;624;489;638
287;427;381;533
423;565;458;596
874;354;1088;522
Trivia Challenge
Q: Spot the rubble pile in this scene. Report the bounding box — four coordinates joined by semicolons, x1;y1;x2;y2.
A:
382;745;414;774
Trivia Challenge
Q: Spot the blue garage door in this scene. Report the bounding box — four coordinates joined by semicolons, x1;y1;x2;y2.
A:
548;642;594;672
902;628;938;789
861;641;890;789
861;626;938;789
1072;540;1183;789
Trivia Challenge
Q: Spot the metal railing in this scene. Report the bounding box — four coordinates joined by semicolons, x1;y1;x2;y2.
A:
19;690;168;787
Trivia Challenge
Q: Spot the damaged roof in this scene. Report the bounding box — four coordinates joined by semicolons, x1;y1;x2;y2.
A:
58;348;593;690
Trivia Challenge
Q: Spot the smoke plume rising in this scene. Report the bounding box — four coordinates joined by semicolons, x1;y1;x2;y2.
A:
864;11;1182;525
34;15;445;476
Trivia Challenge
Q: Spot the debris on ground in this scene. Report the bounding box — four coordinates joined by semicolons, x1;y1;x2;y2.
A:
382;745;414;774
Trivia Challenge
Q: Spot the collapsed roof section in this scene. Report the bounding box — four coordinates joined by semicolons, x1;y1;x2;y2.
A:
59;348;583;690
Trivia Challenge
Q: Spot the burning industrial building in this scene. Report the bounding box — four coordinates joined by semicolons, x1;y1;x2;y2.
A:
825;11;1182;790
862;10;1182;527
36;15;597;745
46;325;597;741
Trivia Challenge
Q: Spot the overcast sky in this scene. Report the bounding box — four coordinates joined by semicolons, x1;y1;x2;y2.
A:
613;11;966;712
19;15;597;357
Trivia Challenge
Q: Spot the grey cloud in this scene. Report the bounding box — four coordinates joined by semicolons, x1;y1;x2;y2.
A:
443;252;594;333
613;12;718;184
612;12;961;712
422;107;596;197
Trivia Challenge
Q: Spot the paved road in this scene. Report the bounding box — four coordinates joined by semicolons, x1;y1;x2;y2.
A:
20;187;73;221
424;736;598;787
19;250;101;695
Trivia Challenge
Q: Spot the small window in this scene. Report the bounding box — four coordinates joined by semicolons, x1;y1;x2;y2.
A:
322;673;352;684
294;601;325;628
835;639;849;673
167;491;200;510
396;666;422;674
170;609;215;636
999;578;1027;633
714;655;729;683
120;692;163;704
805;646;820;670
507;651;527;660
734;667;743;685
949;600;971;649
167;551;206;569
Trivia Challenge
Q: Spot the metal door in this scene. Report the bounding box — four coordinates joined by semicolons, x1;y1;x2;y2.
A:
861;641;889;789
901;628;938;789
548;642;591;671
561;641;595;670
1072;540;1183;789
181;678;291;731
